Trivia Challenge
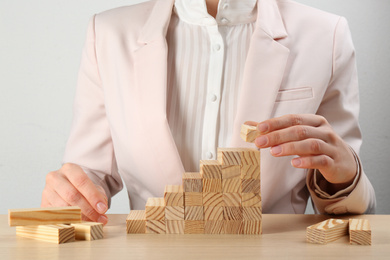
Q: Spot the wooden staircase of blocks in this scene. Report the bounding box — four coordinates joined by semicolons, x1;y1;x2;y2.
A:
127;147;261;235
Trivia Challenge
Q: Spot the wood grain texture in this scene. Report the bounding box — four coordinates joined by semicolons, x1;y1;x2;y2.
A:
241;165;260;179
221;165;240;179
16;224;75;244
223;207;243;221
349;219;371;245
240;124;259;143
306;219;349;244
224;220;243;234
243;220;262;234
145;198;165;220
165;206;185;220
241;179;261;193
166;220;184;234
146;220;166;234
223;193;241;207
184;220;204;234
8;206;81;226
204;206;223;221
126;210;146;234
182;172;202;192
71;222;103;241
242;193;262;207
203;179;222;192
222;179;241;193
242;207;262;221
184;192;203;206
184;206;204;220
164;185;184;206
217;148;260;166
203;192;223;207
200;160;222;179
204;221;224;234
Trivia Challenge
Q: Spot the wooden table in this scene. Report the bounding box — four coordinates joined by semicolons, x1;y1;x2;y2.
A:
1;214;389;259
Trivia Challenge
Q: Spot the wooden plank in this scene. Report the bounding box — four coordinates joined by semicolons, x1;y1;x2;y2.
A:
306;219;349;244
164;185;184;206
165;206;184;221
224;220;243;234
242;207;262;221
223;193;241;207
203;192;223;207
243;220;262;235
349;219;371;245
240;124;260;143
146;220;166;234
166;220;184;234
203;179;222;192
145;198;165;220
184;206;204;220
200;160;222;179
184;192;203;206
242;193;262;207
71;222;103;241
182;172;202;192
16;224;75;244
217;148;260;166
204;206;223;221
8;206;81;226
241;165;260;179
241;179;261;193
184;220;204;234
222;179;241;193
126;210;146;234
223;207;243;221
204;221;224;234
221;165;240;179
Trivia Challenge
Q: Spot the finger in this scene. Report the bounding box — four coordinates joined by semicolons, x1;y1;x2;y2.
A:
257;114;328;134
42;187;71;207
270;138;333;158
291;155;333;172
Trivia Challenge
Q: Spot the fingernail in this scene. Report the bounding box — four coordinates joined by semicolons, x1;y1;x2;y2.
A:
97;215;108;225
271;146;282;155
97;202;108;214
255;136;268;147
292;158;301;167
257;123;268;133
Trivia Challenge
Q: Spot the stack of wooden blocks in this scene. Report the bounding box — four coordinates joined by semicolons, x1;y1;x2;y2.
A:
8;207;104;244
127;147;261;235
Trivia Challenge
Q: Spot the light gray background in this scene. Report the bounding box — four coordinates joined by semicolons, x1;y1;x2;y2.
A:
1;0;389;215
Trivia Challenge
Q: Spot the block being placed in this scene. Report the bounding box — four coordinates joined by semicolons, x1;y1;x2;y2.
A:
8;206;81;226
200;160;222;179
145;198;165;220
240;124;260;143
182;172;202;192
71;222;103;241
306;219;349;244
16;224;75;244
164;185;184;206
349;219;371;245
126;210;146;234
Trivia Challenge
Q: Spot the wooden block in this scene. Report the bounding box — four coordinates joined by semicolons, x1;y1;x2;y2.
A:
126;210;146;234
165;206;184;220
221;165;241;179
184;220;204;234
16;224;75;244
306;219;349;244
349;219;371;245
200;160;222;179
204;206;223;220
223;207;243;221
242;193;262;207
241;179;261;193
184;192;203;206
185;206;204;220
71;222;103;241
182;172;202;192
166;220;184;234
8;206;81;226
223;193;241;207
222;179;241;193
243;220;262;234
240;124;260;143
146;220;166;234
241;165;260;179
203;179;222;192
242;207;262;221
217;148;260;166
145;198;165;220
164;185;184;206
204;221;224;234
203;192;223;207
224;220;243;234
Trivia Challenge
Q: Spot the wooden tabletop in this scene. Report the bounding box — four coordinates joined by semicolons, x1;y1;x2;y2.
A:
1;214;389;260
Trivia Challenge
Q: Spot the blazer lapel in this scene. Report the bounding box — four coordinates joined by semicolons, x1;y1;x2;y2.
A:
231;0;290;147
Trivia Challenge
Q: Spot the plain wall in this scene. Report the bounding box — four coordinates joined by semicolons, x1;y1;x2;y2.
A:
1;0;389;214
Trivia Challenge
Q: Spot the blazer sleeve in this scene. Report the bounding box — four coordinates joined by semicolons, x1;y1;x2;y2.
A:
62;15;123;207
306;17;376;214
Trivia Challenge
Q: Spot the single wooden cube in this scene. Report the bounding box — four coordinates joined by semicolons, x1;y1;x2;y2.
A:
349;219;371;245
204;221;224;234
166;220;185;234
145;198;165;220
240;124;260;143
71;222;103;241
184;206;204;220
184;192;203;206
200;160;222;179
204;206;224;221
164;185;184;206
306;219;349;244
223;207;243;221
217;148;260;166
203;179;222;192
243;220;262;234
222;179;241;193
184;220;204;234
224;220;243;234
16;224;75;244
241;179;261;193
182;172;202;192
242;207;262;221
146;220;166;234
221;165;241;179
241;193;262;207
241;165;260;179
165;206;184;220
126;210;146;234
203;192;223;207
223;193;241;207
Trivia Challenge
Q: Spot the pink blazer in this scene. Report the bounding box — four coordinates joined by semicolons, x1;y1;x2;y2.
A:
63;0;376;213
